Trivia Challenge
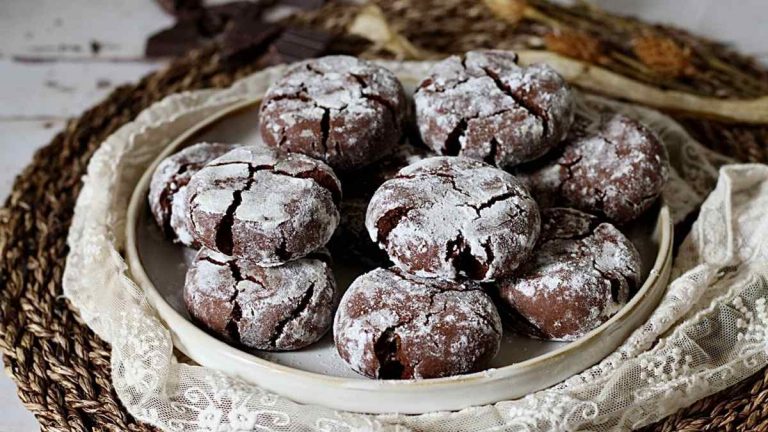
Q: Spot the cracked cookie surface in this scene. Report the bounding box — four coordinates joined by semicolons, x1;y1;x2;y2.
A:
148;142;237;247
414;50;574;168
333;267;501;379
187;145;341;265
184;247;336;351
259;55;408;171
493;208;641;341
366;156;540;281
515;112;669;223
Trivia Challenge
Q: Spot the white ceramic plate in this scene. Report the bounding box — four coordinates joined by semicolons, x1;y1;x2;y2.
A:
125;92;673;415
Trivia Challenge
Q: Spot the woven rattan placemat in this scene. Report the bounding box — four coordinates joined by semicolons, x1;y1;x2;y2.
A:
1;1;767;430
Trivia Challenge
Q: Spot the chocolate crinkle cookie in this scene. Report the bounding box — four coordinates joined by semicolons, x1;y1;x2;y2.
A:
366;156;540;281
187;145;341;265
148;142;237;247
414;50;574;168
334;267;501;379
185;247;336;351
516;112;669;223
492;208;641;341
259;55;408;171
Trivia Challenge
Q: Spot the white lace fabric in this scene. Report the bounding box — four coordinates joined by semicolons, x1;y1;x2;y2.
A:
63;62;768;432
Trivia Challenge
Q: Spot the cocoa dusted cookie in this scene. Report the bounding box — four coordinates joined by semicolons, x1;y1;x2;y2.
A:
516;112;669;223
148;142;237;247
259;55;408;171
185;247;336;351
329;145;432;268
186;145;341;265
414;50;574;168
334;267;501;379
492;208;641;341
366;156;540;281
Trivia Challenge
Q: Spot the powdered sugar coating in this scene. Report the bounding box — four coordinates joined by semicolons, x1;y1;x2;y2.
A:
259;55;408;171
187;145;341;265
184;248;336;351
148;142;237;247
366;156;540;281
516;112;670;223
414;50;574;168
493;208;641;341
334;267;501;379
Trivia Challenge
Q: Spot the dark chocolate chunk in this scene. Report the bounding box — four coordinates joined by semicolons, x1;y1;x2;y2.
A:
264;27;332;65
146;18;208;57
220;21;283;67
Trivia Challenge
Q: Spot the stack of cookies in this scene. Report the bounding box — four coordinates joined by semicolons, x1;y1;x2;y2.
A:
147;51;669;381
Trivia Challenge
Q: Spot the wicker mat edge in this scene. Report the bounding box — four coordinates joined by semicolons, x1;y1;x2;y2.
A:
1;13;768;432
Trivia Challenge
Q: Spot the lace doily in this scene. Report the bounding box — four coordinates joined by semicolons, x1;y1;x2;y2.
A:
63;62;768;432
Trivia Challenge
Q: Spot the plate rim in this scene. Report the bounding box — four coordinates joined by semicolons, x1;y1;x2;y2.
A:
124;94;674;408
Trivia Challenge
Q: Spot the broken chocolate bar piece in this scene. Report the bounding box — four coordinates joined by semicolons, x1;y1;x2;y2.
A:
146;1;272;57
220;21;283;66
265;27;332;65
146;19;207;57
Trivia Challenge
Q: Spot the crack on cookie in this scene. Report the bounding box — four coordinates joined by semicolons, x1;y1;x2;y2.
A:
445;233;488;280
225;301;242;343
444;108;517;159
480;66;548;139
485;137;499;165
269;283;315;349
264;92;313;105
319;107;330;155
425;171;471;198
444;118;468;156
215;165;256;255
475;191;517;213
305;62;324;76
555;154;581;202
275;234;290;262
374;327;406;379
350;72;368;89
224;259;244;343
375;205;414;246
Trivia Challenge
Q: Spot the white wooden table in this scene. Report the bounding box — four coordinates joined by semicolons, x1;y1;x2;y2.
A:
0;1;765;430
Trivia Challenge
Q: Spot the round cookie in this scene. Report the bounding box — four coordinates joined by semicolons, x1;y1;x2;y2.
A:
334;267;501;379
515;112;669;223
366;156;540;281
259;55;408;171
148;142;237;247
185;247;336;351
492;208;641;341
414;50;574;168
187;145;341;265
329;145;432;268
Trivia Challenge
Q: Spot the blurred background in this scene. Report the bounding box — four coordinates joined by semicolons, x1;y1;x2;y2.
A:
0;1;765;430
